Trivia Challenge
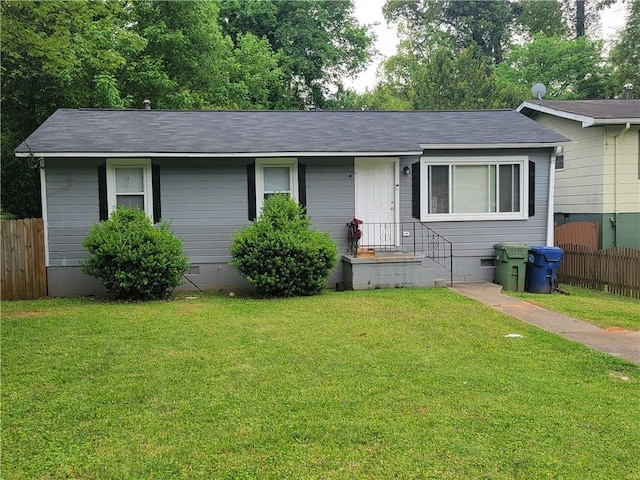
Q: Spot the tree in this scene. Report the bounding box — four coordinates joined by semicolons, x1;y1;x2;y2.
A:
609;0;640;97
218;0;374;108
384;0;515;65
379;44;522;110
514;0;569;38
0;0;286;217
495;33;612;99
1;0;138;217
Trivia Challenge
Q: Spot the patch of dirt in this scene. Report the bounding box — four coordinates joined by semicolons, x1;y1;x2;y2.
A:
605;326;635;332
4;311;47;318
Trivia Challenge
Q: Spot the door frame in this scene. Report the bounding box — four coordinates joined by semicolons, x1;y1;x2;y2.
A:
354;157;400;247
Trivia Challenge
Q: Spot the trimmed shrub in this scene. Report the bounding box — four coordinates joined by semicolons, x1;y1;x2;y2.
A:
230;195;338;297
82;207;189;300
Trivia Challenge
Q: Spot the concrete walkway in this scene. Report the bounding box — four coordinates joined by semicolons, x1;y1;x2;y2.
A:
450;282;640;364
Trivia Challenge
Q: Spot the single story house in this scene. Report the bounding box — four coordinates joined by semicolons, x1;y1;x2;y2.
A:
15;108;570;296
517;99;640;249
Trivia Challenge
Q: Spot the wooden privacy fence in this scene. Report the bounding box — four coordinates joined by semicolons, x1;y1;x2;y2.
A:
554;221;598;249
1;218;47;300
557;243;640;299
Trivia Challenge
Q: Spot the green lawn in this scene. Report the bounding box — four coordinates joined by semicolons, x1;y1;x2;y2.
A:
2;289;639;479
509;284;640;331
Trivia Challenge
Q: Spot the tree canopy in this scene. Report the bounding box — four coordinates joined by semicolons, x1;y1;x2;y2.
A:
0;0;372;217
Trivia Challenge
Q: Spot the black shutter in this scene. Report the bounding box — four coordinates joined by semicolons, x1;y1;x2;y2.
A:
411;162;421;219
247;163;256;220
528;160;535;217
298;162;307;210
152;164;161;223
98;164;108;221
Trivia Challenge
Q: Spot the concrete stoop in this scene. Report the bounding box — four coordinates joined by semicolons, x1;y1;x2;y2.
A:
341;253;441;290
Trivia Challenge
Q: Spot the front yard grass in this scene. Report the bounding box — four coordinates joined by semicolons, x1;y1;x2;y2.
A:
509;284;640;331
2;289;639;479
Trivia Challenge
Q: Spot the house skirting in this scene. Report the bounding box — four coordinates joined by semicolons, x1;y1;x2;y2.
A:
46;262;346;297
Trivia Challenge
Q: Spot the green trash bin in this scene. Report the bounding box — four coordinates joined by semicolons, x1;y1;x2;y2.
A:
494;243;529;292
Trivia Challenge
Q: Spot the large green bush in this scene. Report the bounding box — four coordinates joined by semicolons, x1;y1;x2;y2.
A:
82;207;189;300
230;195;338;297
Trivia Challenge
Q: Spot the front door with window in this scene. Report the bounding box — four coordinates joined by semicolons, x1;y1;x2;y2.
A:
355;158;398;248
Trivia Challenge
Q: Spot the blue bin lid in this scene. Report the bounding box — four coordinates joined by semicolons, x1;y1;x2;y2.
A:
529;245;564;262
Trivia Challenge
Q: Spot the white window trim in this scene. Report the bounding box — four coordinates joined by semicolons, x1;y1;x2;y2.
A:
255;158;298;213
420;155;528;222
106;159;153;219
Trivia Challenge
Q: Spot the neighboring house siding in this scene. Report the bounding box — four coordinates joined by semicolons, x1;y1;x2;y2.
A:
399;149;550;282
603;126;640;215
532;114;639;249
531;113;605;215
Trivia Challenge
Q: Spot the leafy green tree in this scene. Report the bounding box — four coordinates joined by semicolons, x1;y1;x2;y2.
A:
609;0;640;97
1;0;137;217
384;0;515;64
0;0;286;217
218;0;374;108
495;33;612;99
514;0;569;38
380;44;522;110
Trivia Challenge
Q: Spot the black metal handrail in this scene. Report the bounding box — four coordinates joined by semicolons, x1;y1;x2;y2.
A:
347;221;453;286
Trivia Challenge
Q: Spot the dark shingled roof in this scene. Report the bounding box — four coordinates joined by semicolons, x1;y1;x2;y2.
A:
16;108;569;156
518;99;640;124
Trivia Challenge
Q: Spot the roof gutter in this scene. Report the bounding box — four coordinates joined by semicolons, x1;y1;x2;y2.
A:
14;150;425;158
419;142;570;150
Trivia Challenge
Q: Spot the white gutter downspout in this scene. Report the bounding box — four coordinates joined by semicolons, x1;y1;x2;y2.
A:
39;157;49;269
546;148;557;246
613;122;631;246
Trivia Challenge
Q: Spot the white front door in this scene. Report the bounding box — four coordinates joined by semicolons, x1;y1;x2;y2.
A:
355;158;399;247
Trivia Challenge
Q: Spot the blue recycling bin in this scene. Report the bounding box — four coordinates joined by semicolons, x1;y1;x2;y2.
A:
525;246;564;294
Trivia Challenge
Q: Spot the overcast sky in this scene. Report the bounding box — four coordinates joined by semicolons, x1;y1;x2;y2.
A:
348;0;630;92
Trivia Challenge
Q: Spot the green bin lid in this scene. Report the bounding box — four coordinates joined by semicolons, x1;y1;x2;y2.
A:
493;242;529;258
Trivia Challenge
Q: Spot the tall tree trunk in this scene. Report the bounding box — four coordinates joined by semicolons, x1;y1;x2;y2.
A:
576;0;585;37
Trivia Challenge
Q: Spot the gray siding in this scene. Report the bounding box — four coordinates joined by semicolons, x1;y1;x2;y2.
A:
46;158;104;267
399;149;551;282
44;148;551;295
44;157;356;295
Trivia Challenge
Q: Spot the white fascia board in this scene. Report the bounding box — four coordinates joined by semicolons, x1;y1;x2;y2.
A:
15;150;423;158
517;102;640;128
517;101;596;127
419;142;572;150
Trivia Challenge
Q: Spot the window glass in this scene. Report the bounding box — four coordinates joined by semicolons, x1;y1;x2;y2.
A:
428;165;449;213
264;166;290;195
452;165;495;213
116;167;144;193
116;195;145;209
107;161;152;219
499;164;520;212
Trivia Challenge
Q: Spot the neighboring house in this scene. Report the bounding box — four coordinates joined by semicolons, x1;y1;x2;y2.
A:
517;99;640;249
15;109;569;296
